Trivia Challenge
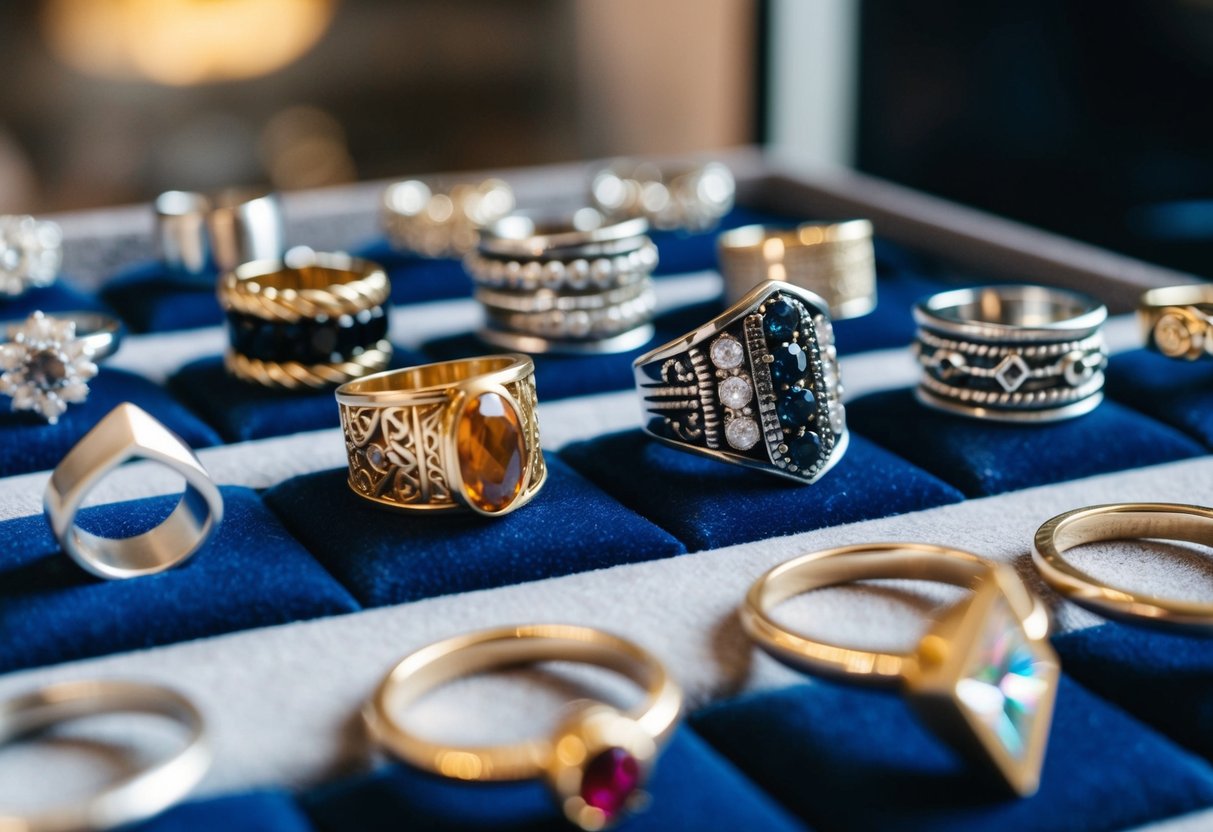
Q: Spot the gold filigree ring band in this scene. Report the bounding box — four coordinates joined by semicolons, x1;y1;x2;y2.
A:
335;354;546;517
1033;502;1213;633
718;221;877;319
742;543;1058;796
217;250;392;389
365;623;682;830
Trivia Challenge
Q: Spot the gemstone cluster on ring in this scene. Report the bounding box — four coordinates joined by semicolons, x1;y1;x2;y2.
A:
0;311;98;424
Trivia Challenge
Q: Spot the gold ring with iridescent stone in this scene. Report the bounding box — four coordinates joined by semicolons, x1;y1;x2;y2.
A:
334;354;545;517
741;543;1058;797
364;623;683;830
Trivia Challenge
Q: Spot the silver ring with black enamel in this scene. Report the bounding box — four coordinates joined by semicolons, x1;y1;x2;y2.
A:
633;280;847;483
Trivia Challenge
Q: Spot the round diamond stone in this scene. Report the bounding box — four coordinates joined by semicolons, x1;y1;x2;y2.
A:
777;386;816;429
725;416;760;450
710;335;744;369
770;342;808;385
718;376;752;409
763;299;800;341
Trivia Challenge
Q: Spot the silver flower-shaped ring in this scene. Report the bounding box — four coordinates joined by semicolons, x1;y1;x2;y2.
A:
0;311;123;424
0;215;62;297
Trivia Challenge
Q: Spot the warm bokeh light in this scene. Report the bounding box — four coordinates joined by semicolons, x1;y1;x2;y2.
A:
41;0;337;86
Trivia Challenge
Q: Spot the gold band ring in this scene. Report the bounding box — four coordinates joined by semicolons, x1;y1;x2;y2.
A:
1138;284;1213;360
741;543;1058;796
335;354;546;516
217;250;392;389
718;221;877;319
365;624;683;830
1033;502;1213;633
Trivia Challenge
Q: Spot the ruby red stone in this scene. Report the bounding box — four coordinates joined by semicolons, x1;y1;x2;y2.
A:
580;747;640;821
456;391;525;513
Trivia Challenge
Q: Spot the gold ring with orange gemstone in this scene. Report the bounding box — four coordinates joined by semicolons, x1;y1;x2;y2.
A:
334;353;546;517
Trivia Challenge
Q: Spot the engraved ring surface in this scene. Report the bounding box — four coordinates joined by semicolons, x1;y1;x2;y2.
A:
633;279;847;484
718;220;877;319
335;354;546;517
1138;284;1213;361
365;624;682;830
742;543;1058;796
914;284;1107;422
43;403;224;580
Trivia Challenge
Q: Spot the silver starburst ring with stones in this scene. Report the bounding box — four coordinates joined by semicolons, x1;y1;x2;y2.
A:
0;311;123;424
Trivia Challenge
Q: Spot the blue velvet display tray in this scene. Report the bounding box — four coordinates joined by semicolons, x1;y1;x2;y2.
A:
3;201;1212;832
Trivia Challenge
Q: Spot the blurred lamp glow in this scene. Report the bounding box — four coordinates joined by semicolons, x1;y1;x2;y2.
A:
43;0;337;86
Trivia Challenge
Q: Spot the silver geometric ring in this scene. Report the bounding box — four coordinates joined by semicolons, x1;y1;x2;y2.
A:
0;679;211;832
0;311;124;424
633;280;848;483
914;285;1107;423
44;403;224;580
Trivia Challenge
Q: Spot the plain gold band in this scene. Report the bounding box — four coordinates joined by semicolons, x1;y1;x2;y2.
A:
742;543;1050;687
364;624;683;782
1033;502;1213;632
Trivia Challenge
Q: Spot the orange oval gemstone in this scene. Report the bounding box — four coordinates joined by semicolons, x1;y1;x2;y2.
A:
457;391;526;513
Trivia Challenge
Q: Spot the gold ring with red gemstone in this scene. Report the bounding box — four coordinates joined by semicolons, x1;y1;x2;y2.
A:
364;623;683;830
741;543;1058;797
334;353;545;517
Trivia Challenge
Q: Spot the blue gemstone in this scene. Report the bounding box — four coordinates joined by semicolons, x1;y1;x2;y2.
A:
770;342;808;385
788;431;823;470
763;299;800;341
777;386;817;429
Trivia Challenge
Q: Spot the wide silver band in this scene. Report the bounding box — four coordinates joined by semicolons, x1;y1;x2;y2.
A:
0;680;210;832
474;211;657;354
633;279;847;484
44;403;224;580
718;221;877;320
155;189;285;280
913;285;1107;423
590;160;735;232
0;215;61;298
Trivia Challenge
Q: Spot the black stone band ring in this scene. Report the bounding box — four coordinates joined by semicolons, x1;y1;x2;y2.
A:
632;280;848;483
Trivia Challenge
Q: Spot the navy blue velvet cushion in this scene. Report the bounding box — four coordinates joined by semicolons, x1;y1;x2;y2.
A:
0;369;220;477
127;791;316;832
354;239;474;305
0;280;111;318
167;346;426;443
831;242;951;355
692;679;1213;832
559;429;964;552
1104;349;1213;448
301;728;805;832
0;487;359;673
846;389;1206;497
1054;623;1213;761
262;457;686;607
100;262;222;333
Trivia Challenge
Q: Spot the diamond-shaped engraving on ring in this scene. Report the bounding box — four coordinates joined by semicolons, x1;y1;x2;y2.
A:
993;354;1030;393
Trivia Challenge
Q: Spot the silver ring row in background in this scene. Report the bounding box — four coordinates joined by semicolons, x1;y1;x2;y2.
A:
470;210;658;354
381;178;515;258
913;285;1108;423
717;220;878;320
590;160;735;232
0;214;62;298
155;189;286;284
